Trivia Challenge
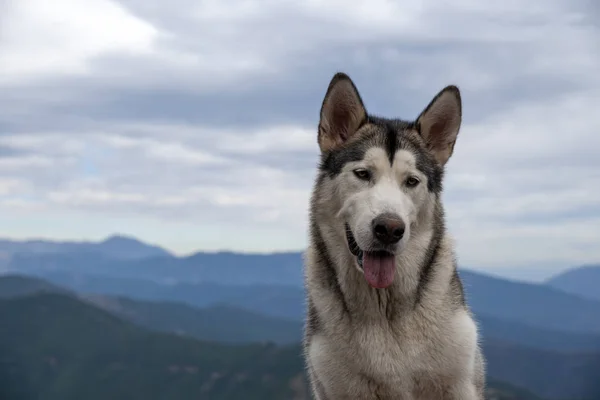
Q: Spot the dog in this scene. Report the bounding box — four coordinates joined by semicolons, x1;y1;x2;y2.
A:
302;72;485;400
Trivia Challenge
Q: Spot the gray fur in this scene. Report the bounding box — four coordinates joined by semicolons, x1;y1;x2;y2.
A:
303;72;486;399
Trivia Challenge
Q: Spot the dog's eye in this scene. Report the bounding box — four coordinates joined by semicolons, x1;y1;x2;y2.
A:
405;176;420;188
353;169;371;181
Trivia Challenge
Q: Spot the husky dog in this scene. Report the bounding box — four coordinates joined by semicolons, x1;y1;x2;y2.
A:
302;73;485;400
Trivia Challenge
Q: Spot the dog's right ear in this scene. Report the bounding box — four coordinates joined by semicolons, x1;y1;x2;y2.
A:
318;73;367;152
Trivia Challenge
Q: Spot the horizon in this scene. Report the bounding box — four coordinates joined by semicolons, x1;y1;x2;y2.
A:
1;0;599;275
2;232;596;282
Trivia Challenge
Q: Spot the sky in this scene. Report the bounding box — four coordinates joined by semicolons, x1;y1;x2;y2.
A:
0;0;599;277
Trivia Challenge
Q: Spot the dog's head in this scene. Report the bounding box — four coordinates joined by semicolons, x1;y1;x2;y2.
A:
315;72;461;289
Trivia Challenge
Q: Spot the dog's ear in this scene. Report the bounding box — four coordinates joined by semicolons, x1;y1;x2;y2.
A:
416;85;462;166
318;73;367;152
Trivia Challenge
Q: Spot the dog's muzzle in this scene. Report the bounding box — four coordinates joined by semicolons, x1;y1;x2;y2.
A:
345;223;398;289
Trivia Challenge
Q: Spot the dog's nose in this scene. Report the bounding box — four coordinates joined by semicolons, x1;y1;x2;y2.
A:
372;213;405;245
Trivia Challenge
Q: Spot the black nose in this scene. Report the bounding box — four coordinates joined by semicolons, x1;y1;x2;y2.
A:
372;213;405;245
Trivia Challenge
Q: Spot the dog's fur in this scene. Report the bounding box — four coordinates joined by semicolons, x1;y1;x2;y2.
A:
302;73;485;399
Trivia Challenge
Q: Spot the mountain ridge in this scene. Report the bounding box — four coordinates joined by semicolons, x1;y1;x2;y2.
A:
0;291;573;400
0;234;172;260
12;260;600;335
546;264;600;302
4;274;600;354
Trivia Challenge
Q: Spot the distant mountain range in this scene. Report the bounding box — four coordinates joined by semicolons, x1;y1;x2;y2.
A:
0;235;171;262
475;314;600;353
23;270;307;319
6;243;303;286
85;295;303;345
4;236;600;333
14;264;600;336
0;289;560;400
4;274;600;354
0;292;307;400
2;275;600;399
2;234;600;399
0;274;65;297
4;235;598;292
547;264;600;302
460;270;600;334
0;274;304;345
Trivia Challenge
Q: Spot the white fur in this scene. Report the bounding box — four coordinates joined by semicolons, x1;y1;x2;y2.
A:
307;303;481;399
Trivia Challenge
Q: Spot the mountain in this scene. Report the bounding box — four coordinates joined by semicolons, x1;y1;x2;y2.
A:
93;292;600;354
476;314;600;353
4;274;600;355
0;293;308;400
0;234;171;261
95;235;173;259
24;266;600;335
460;270;600;334
0;274;303;344
546;265;600;302
84;295;303;345
19;270;307;319
11;243;600;335
7;241;600;334
0;292;559;400
483;338;600;400
483;266;568;284
7;249;303;286
0;274;66;298
60;270;304;318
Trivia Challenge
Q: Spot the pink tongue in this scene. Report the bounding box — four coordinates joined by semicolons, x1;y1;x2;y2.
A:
362;251;396;289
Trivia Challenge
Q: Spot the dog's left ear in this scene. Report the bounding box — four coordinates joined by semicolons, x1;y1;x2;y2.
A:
416;85;462;166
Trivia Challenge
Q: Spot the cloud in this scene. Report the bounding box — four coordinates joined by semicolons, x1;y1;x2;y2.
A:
0;0;598;274
0;0;158;84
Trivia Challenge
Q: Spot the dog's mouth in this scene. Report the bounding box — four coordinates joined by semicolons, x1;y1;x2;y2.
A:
345;224;396;289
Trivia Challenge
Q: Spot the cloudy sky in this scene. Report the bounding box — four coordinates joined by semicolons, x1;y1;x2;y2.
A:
0;0;598;277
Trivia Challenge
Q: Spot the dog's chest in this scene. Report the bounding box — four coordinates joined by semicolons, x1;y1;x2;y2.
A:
309;322;430;398
308;311;478;399
352;319;431;380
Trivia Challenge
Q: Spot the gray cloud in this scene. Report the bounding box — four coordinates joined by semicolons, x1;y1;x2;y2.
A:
0;0;599;271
